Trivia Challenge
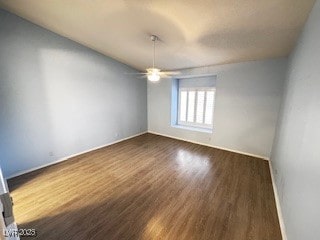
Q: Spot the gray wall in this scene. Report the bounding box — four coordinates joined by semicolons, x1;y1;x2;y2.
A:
148;58;287;159
271;1;320;239
0;10;147;178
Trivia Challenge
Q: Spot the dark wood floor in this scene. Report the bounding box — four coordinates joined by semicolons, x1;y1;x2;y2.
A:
8;133;281;240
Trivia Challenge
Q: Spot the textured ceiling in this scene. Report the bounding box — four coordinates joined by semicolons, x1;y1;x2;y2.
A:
0;0;315;70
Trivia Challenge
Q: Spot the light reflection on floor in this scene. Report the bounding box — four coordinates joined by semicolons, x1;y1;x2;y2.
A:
175;149;212;178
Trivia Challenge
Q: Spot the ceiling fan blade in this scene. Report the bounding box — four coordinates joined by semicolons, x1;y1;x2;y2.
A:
159;74;172;79
159;71;181;75
125;72;147;75
138;75;148;78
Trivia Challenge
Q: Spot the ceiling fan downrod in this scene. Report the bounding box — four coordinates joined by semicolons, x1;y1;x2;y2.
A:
150;35;158;69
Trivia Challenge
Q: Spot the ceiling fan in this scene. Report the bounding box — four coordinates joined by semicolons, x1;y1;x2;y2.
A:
131;35;180;82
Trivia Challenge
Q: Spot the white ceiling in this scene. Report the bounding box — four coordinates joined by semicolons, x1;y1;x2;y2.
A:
0;0;315;71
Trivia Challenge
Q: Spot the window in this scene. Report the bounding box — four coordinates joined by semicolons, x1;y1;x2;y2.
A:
171;76;216;132
178;87;215;130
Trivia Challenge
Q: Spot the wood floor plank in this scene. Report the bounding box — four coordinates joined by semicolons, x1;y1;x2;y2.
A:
8;133;282;240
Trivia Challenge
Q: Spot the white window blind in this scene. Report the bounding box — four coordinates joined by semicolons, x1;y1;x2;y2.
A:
178;87;215;129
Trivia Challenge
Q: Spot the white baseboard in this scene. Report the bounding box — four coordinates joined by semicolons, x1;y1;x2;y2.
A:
148;131;269;161
268;161;287;240
6;131;147;179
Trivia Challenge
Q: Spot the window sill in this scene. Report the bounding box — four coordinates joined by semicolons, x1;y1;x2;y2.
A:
171;124;213;133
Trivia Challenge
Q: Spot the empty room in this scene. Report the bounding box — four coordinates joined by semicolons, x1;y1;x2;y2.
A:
0;0;319;240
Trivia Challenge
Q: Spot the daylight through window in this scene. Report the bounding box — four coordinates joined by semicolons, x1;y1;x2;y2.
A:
178;88;215;129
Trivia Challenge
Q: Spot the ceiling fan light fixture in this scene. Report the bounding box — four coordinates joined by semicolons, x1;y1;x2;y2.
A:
147;68;160;82
147;72;160;82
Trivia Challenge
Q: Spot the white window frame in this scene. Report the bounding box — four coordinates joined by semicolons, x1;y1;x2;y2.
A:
178;87;215;130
